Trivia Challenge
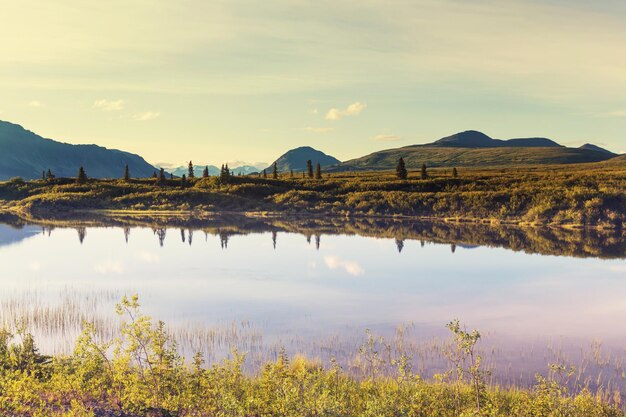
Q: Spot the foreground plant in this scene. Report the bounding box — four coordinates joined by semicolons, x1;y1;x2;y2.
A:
0;296;623;416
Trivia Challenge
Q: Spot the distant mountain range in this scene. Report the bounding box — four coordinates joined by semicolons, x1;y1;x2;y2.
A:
169;164;262;178
0;120;158;180
267;146;341;172
335;130;619;171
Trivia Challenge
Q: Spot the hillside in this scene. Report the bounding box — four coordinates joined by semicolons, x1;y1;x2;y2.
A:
1;163;624;229
0;120;158;180
336;131;616;170
268;146;340;172
604;155;626;165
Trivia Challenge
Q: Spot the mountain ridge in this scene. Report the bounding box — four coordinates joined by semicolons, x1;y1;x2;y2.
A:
431;130;563;148
335;130;620;171
0;120;159;180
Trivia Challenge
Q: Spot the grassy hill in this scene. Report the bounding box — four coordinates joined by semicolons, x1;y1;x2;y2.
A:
336;145;616;171
0;120;158;180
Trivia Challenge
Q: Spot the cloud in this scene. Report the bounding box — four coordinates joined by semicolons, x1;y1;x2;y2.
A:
94;261;124;274
606;109;626;117
136;251;160;263
27;100;43;107
325;101;366;121
324;256;364;277
133;111;160;121
303;126;334;133
93;99;125;111
153;161;177;169
310;108;319;114
374;134;401;142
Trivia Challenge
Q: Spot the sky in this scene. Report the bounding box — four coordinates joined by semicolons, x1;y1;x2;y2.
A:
1;0;626;167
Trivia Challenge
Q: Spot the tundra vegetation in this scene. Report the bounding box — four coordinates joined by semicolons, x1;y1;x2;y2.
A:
0;295;623;416
0;163;624;229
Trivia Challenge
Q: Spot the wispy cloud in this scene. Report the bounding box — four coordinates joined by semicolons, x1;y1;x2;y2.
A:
27;100;43;107
605;109;626;117
93;99;125;111
136;251;160;263
325;101;366;121
324;255;364;276
133;111;160;121
374;134;401;142
94;260;124;274
310;108;319;114
303;126;334;133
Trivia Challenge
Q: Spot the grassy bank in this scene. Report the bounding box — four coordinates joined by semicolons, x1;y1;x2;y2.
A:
1;296;623;417
0;163;625;228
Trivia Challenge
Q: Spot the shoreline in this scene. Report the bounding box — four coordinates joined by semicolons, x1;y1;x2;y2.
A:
2;206;623;233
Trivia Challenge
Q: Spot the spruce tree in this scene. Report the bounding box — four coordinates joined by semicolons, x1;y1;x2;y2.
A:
151;171;157;179
202;166;209;178
290;170;294;178
158;168;166;185
220;164;231;182
315;163;322;179
76;166;87;184
452;167;458;178
42;171;46;181
396;157;408;180
181;174;187;187
263;169;267;179
124;165;130;181
188;161;195;179
306;160;313;178
46;169;55;181
272;162;278;179
421;163;428;179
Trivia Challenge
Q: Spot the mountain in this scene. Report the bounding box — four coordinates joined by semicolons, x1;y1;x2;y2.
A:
171;165;220;178
335;130;616;171
0;120;159;180
170;164;260;178
267;146;341;172
579;143;615;155
432;130;562;148
231;165;261;175
432;131;496;147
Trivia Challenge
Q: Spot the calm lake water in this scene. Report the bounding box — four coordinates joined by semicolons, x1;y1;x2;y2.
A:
0;214;625;389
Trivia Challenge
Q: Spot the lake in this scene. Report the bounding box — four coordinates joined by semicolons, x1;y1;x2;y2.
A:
0;213;625;390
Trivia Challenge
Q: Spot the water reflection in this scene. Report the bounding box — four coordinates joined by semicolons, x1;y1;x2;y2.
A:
1;212;623;259
0;212;624;390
